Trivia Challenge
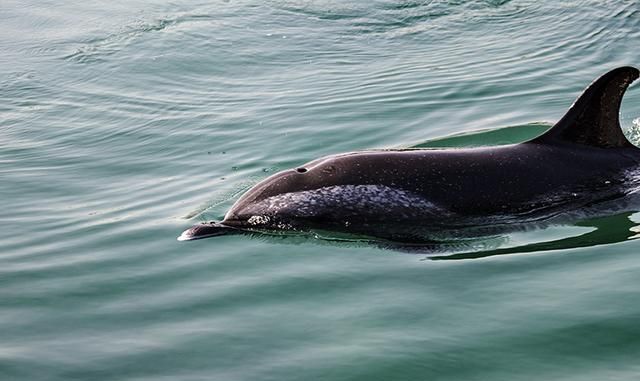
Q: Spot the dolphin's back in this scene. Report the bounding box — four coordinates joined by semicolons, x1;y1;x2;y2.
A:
179;67;640;243
329;143;639;216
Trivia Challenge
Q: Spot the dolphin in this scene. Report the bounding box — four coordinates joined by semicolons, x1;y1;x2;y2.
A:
179;66;640;245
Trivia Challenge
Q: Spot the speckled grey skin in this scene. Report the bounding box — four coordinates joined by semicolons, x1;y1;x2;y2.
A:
179;66;640;243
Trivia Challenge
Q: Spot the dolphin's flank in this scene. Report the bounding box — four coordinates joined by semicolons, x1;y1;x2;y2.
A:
179;66;640;245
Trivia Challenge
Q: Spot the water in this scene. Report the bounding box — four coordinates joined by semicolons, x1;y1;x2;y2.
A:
2;1;640;380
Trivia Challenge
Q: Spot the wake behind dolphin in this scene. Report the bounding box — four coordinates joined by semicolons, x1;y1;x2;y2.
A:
179;67;640;249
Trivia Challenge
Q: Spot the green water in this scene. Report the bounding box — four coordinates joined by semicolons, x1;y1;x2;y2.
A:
2;1;640;380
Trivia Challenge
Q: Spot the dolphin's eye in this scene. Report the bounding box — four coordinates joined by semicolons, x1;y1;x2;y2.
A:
296;167;308;173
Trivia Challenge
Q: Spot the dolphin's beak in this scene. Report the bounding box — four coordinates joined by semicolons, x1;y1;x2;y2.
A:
177;221;240;241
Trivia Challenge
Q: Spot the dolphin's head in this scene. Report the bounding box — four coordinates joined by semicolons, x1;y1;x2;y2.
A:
179;151;443;241
222;156;348;229
178;154;357;241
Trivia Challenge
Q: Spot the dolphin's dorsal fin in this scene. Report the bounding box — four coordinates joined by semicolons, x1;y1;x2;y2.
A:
531;66;639;148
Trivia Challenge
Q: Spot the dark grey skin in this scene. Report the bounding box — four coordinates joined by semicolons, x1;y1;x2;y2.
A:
179;66;640;243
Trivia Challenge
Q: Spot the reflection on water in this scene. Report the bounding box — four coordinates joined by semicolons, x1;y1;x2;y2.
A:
431;212;640;260
239;208;640;259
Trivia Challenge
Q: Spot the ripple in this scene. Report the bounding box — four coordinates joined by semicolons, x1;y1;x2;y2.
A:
63;12;216;64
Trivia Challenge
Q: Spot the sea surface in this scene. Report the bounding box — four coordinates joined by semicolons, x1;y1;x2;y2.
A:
2;1;640;380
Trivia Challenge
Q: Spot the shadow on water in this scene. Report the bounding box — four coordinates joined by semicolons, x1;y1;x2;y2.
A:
428;212;640;260
227;210;640;260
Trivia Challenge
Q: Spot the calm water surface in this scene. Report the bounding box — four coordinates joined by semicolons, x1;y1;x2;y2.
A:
2;1;640;380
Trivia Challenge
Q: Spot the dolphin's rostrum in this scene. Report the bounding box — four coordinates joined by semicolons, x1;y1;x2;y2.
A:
179;66;640;245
